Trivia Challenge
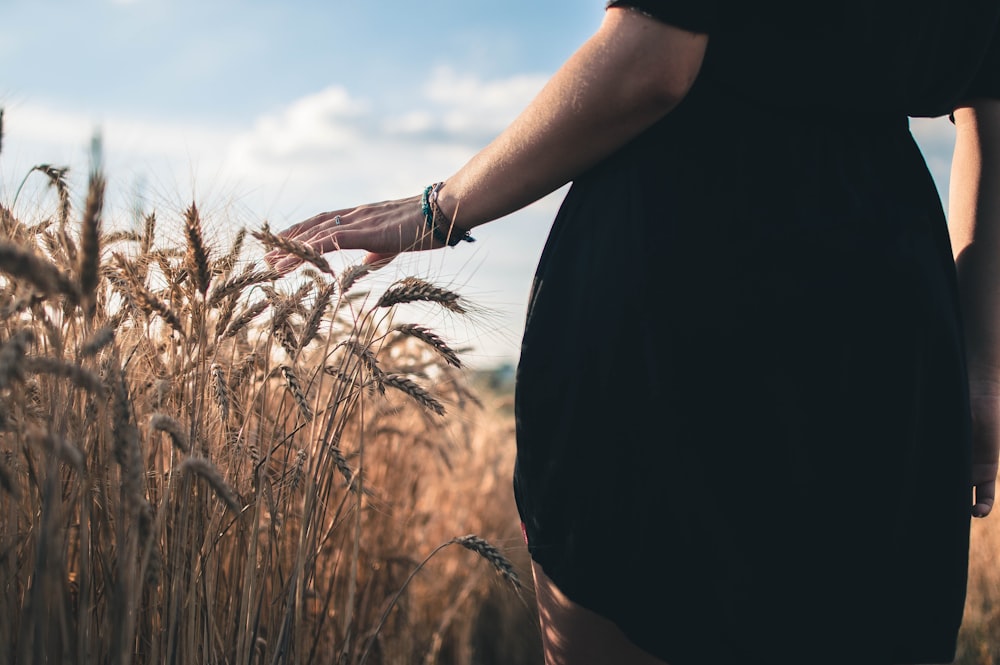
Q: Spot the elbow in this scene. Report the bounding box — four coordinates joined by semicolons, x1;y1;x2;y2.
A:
627;33;708;113
647;59;704;111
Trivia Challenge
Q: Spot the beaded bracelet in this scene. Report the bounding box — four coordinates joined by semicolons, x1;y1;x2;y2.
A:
420;183;475;247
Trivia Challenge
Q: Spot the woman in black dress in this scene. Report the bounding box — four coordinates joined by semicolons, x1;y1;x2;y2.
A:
269;2;1000;663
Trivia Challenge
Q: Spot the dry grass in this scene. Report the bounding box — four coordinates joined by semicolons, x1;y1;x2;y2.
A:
0;137;538;664
956;518;1000;664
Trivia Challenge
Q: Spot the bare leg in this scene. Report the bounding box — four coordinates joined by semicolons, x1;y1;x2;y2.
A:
531;560;670;665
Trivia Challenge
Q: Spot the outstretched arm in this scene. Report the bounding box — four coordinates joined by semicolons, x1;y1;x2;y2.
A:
268;7;707;270
950;100;1000;517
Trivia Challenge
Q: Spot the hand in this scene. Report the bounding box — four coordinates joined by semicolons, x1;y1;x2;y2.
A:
969;379;1000;518
264;195;445;274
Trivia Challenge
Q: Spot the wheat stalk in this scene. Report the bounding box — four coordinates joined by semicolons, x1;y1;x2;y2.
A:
215;227;247;277
0;243;79;300
376;277;465;313
140;211;156;254
296;280;336;354
29;428;86;472
392;324;461;368
221;298;269;340
131;281;186;337
359;534;521;665
103;230;142;245
149;413;191;453
228;352;258;392
207;265;278;307
339;262;373;293
178;457;241;513
0;453;19;498
0;329;34;390
213;293;239;339
78;172;104;312
252;222;334;276
279;365;313;422
79;326;115;358
383;373;445;416
286;449;308;492
184;202;211;296
450;535;522;591
210;363;229;422
23;356;106;397
32;164;71;229
342;339;385;389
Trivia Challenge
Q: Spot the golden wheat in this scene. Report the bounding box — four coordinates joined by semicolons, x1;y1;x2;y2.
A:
183;202;211;296
252;222;335;276
0;143;535;665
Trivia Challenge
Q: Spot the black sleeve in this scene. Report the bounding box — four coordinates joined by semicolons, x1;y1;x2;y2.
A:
962;28;1000;101
606;0;717;33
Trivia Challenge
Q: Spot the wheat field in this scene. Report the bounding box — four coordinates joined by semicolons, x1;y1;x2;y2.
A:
0;111;998;664
0;122;540;664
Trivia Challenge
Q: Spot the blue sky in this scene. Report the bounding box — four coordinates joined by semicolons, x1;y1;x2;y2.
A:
0;0;960;367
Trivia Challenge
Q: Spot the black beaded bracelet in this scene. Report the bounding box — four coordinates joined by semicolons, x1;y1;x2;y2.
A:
421;182;475;247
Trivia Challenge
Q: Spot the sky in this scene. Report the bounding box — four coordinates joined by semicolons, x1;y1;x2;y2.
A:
0;0;960;368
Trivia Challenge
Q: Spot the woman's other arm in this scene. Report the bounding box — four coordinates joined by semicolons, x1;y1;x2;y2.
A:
270;8;707;269
950;100;1000;517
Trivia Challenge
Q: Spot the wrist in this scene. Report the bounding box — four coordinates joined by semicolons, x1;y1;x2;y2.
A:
434;185;466;230
421;183;475;247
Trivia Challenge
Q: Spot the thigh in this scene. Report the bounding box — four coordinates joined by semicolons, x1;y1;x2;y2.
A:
531;560;671;665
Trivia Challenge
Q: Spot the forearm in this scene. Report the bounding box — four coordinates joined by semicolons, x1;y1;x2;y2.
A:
950;101;1000;379
436;8;707;230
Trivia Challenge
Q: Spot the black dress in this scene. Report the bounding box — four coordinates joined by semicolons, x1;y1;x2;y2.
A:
513;2;1000;663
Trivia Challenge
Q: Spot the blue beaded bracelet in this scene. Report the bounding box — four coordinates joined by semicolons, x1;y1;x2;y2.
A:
421;182;475;247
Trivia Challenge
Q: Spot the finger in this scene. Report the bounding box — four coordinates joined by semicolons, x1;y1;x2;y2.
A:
272;255;303;276
973;479;995;518
305;228;345;255
282;209;355;240
363;252;397;269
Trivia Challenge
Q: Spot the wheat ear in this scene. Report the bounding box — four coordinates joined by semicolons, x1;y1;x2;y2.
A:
383;373;445;416
252;222;334;276
359;534;521;665
150;414;191;453
280;365;313;422
184;202;211;296
32;164;71;229
392;324;461;368
377;277;465;313
24;356;106;397
0;243;79;299
221;298;269;340
178;457;241;513
78;172;104;312
0;329;35;390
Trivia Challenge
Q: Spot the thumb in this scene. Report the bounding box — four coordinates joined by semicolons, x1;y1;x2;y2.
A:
973;478;996;518
972;460;999;518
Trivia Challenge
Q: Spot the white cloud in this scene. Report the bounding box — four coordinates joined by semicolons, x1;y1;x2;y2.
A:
421;66;547;143
0;69;560;365
227;86;369;166
218;68;549;209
